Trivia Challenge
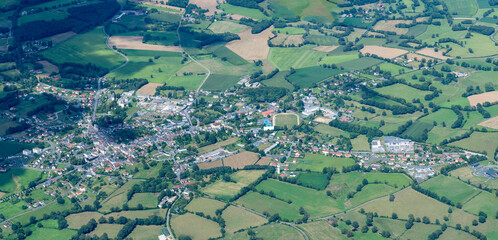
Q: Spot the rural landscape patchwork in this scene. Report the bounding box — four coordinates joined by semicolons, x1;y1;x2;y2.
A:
0;0;498;239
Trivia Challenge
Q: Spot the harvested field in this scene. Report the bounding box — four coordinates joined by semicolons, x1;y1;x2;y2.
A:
406;53;433;62
373;20;411;34
198;159;223;169
223;151;260;169
108;36;182;52
478;116;498;130
130;0;183;12
468;91;498;107
312;46;338;52
190;0;224;15
313;117;333;124
46;31;76;44
137;83;162;96
38;60;59;74
360;45;408;59
416;48;452;60
256;157;272;166
226;26;274;60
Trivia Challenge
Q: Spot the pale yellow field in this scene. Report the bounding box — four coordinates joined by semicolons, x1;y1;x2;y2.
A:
360;45;408;59
373;20;411;34
416;48;452;60
478;116;498;130
108;36;182;52
312;45;338;52
190;0;224;15
129;0;183;11
223;151;260;169
198;159;223;169
468;91;498;107
137;83;163;96
226;26;274;60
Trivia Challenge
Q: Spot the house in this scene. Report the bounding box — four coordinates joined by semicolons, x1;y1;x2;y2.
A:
485;169;498;178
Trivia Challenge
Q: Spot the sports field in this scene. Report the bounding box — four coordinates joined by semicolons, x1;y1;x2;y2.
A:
292;154;355;172
42;27;125;70
274;113;300;128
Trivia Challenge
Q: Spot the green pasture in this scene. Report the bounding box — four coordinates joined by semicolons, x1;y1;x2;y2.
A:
185;197;225;217
442;0;477;17
127;192;158;209
107;49;183;83
255;179;341;218
128;225;165;240
201;170;265;200
378;62;410;74
298;221;344;240
209;20;245;33
89;224;122;239
0;168;44;193
42;27;124;70
420;175;480;204
27;228;76;240
201;74;240;91
225;223;304;240
269;46;326;70
427;126;468;145
292;154;355;172
222;206;267;233
313;124;350;137
351;135;370;151
286;66;345;88
171;213;222;239
449;132;498;158
235;191;302;221
261;71;295;90
376;83;432;102
296;173;329;190
273;27;306;35
337;57;384;71
463;191;498;217
220;4;269;20
319;54;358;65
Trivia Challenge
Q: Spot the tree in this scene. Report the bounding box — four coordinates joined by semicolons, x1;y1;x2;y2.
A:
392;213;398;219
389;194;395;202
57;197;65;205
352;221;359;229
361;225;369;233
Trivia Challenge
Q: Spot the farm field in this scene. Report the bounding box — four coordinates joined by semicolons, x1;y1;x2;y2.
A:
291;154;355;172
89;224;123;238
221;206;267;233
106;209;167;219
442;0;478;17
351;135;370;151
127;192;158;208
298;221;344;240
220;4;270;20
286;66;346;88
107;49;183;83
222;151;260;169
0;168;44;193
462;191;498;217
319;54;358;65
420;175;480;204
225;223;305;240
376;84;432;102
186;197;225;216
269;46;326;70
41;27;124;70
449;132;498;158
201;170;265;200
255;179;341;218
127;225;165;240
170;213;222;240
66;212;103;229
449;167;498;189
296;172;329;190
234;191;301;221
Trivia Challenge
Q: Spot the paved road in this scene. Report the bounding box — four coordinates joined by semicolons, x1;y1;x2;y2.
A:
166;195;179;240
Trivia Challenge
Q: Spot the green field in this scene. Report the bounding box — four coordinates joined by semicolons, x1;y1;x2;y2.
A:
296;173;329;190
337;57;384;71
222;206;267;233
261;71;295;90
209;21;245;33
378;62;410;74
0;168;44;193
106;209;167;219
66;212;103;229
449;132;498;158
274;114;299;128
273;27;306;35
128;225;165;240
107;49;183;83
442;0;478;17
462;191;498;217
201;74;240;91
225;223;305;240
449;167;498;189
314;124;350;137
89;224;122;239
171;213;222;239
255;179;341;218
220;4;270;20
0;141;36;158
99;181;136;213
269;0;337;23
269;46;326;70
127;192;158;209
27;227;76;240
402;121;434;140
319;54;358;65
292;154;355;172
286;66;345;88
185;197;225;216
351;135;370;151
235;191;302;221
420;175;480;204
18;9;69;25
298;221;344;240
201;170;265;200
376;83;432;102
208;45;248;66
42;27;124;70
305;34;339;45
